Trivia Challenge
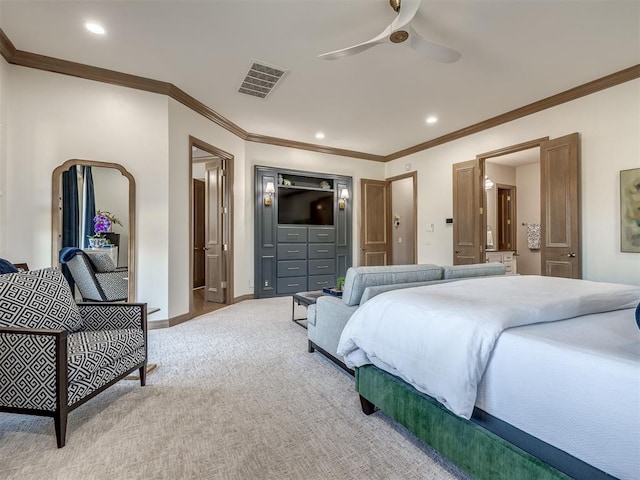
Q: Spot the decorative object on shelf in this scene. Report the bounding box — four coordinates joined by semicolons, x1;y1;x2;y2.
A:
339;188;349;210
278;174;283;185
336;276;345;291
264;182;276;206
88;237;108;248
283;178;292;186
620;168;640;252
320;180;330;189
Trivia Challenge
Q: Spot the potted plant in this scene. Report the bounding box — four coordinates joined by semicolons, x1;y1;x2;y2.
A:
88;210;123;248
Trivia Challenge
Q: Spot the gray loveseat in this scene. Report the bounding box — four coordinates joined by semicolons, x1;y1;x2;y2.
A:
0;268;147;447
307;263;507;370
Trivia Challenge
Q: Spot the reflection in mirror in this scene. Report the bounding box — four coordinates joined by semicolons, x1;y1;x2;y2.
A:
52;160;136;301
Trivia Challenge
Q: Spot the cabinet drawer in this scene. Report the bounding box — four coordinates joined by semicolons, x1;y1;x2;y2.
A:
308;259;335;275
308;244;335;259
277;260;307;277
308;227;335;243
308;275;335;291
277;276;307;295
277;226;307;243
277;244;307;260
502;253;513;261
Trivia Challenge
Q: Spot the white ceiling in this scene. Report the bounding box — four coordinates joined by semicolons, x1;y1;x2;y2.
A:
1;0;639;157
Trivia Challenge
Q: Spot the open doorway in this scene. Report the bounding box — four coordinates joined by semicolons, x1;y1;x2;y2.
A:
189;136;234;318
485;149;540;275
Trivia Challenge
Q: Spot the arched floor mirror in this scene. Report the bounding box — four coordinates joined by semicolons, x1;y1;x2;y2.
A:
52;159;136;301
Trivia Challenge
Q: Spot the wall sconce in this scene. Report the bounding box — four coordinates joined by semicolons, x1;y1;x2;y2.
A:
484;175;494;190
264;182;275;206
339;188;349;210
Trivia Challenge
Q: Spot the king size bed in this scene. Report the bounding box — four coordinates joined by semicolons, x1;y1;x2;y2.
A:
337;275;640;480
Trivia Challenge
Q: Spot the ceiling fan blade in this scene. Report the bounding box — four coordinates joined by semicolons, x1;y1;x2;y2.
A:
390;0;421;31
406;25;461;63
318;24;391;60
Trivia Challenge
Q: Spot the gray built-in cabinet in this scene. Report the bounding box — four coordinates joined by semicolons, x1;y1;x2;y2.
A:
254;166;352;298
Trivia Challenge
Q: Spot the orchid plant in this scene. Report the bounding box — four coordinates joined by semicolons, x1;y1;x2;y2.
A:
91;210;123;238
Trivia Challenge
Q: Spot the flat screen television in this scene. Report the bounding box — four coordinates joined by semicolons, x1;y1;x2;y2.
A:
278;188;334;225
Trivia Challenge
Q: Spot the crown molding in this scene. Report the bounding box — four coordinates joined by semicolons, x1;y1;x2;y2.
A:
245;132;386;162
385;64;640;161
1;28;638;163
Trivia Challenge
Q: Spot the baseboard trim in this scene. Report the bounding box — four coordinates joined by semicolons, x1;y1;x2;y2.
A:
233;294;253;303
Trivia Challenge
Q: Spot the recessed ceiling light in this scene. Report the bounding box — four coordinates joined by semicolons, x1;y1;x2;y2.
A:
84;22;106;35
426;116;438;125
315;132;325;140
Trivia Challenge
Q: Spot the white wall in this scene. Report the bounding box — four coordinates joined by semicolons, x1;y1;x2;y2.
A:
245;142;386;274
167;99;246;317
390;176;415;265
92;166;130;267
4;66;171;312
0;57;7;256
385;79;640;285
516;162;541;275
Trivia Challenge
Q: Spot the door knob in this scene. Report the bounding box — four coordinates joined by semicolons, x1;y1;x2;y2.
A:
564;253;576;258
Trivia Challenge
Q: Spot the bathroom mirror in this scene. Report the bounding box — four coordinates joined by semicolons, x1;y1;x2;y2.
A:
52;159;136;301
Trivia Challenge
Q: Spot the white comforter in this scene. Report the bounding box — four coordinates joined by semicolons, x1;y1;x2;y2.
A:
337;275;640;418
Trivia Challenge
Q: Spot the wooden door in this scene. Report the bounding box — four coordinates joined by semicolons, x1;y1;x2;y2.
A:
497;185;516;251
453;160;482;264
540;133;581;278
360;179;389;266
193;179;205;288
205;160;225;303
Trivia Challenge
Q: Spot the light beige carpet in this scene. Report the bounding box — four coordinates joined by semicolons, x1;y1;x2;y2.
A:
0;297;470;480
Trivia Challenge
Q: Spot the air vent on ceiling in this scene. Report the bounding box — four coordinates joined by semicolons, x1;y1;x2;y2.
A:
238;60;288;99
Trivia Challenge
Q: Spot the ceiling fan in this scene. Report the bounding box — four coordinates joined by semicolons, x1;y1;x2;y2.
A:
318;0;461;63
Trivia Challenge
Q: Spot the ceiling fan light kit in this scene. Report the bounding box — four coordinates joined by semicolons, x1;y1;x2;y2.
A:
318;0;461;63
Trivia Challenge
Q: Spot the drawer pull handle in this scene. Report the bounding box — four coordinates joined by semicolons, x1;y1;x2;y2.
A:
317;281;329;285
317;249;329;253
287;283;300;287
316;265;329;269
287;233;300;237
317;233;329;237
287;250;300;253
287;267;300;270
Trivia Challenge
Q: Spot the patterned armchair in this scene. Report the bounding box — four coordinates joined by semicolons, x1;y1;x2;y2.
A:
64;250;128;301
0;268;147;447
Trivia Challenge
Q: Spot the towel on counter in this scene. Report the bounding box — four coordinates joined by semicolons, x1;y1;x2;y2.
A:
526;223;541;250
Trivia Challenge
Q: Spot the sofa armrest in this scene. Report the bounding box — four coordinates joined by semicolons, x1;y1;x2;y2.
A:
0;327;67;411
78;303;147;332
307;296;358;361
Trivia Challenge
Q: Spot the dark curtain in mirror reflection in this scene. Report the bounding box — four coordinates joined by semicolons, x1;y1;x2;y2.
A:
82;166;96;248
61;166;79;289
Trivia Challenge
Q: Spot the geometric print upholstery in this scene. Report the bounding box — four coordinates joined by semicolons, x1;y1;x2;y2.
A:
0;295;146;448
0;331;58;411
95;271;128;301
67;329;144;384
79;304;143;331
0;268;83;332
88;252;116;272
68;347;145;405
65;254;127;301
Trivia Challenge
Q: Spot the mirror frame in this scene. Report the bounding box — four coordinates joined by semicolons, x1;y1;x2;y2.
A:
52;159;136;301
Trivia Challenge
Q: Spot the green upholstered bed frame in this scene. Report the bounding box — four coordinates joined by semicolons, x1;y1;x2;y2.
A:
355;365;612;480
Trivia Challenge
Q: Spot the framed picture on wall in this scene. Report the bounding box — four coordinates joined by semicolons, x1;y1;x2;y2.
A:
620;167;640;253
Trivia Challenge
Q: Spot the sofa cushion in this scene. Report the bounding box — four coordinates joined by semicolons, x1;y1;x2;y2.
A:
342;264;443;306
442;262;506;279
67;328;144;384
0;268;83;332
